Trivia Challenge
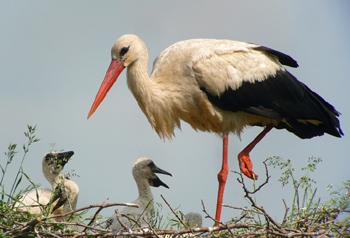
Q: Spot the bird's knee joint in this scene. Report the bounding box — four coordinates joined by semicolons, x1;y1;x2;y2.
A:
217;170;228;183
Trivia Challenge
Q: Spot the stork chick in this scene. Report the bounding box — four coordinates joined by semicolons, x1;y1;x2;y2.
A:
108;157;172;231
15;151;79;220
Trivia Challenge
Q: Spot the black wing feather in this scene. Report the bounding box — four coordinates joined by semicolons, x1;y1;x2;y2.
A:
201;69;343;139
254;46;299;68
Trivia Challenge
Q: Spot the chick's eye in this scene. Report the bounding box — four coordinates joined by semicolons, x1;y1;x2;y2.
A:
120;46;130;56
45;154;54;161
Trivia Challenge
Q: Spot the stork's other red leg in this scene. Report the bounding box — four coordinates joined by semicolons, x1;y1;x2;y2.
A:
215;134;229;226
239;125;273;180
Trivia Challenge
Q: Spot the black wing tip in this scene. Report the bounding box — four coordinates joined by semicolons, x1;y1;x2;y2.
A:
334;126;344;138
324;124;344;138
255;46;299;68
276;117;344;139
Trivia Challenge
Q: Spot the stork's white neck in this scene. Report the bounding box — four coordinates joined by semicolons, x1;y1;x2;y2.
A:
43;169;64;187
132;169;154;201
126;59;152;110
124;45;230;139
126;59;182;140
60;179;79;214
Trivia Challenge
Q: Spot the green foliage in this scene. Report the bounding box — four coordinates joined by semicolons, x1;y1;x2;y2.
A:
266;156;350;236
267;156;323;222
0;125;41;235
1;127;349;237
5;125;40;204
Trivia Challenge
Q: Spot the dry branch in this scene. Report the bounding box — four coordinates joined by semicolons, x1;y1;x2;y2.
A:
3;159;349;237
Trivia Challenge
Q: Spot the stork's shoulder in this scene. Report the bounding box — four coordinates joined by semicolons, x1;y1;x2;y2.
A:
151;39;258;79
150;39;298;97
153;38;297;68
154;39;257;64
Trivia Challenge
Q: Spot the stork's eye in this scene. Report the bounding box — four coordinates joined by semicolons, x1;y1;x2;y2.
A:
120;46;130;56
44;153;56;166
45;154;54;161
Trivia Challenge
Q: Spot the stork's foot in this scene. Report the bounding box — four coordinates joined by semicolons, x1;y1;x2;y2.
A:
238;152;258;180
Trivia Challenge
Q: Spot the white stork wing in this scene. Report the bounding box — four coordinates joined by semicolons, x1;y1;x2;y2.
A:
150;39;342;138
191;42;342;138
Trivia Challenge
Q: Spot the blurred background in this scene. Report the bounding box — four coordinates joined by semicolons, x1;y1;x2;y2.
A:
1;1;349;227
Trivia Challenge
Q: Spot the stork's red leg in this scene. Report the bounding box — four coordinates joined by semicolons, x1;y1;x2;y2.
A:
238;125;273;180
215;135;229;226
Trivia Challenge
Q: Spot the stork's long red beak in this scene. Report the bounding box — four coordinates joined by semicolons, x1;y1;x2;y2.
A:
87;60;125;119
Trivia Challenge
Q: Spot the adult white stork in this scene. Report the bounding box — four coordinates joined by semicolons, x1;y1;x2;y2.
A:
87;34;343;224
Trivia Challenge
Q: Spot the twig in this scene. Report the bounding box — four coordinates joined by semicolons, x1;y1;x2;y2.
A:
281;198;289;227
235;160;286;235
160;194;188;229
121;212;142;229
142;216;160;238
46;221;108;232
37;231;61;238
83;197;110;231
48;202;139;220
100;222;252;237
153;222;252;236
115;210;132;232
49;225;330;238
233;213;248;224
222;204;264;216
201;199;233;235
15;216;42;237
232;158;271;195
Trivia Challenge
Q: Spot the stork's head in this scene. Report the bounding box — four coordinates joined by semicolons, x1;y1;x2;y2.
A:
42;151;74;182
111;34;148;67
132;157;172;188
87;34;147;119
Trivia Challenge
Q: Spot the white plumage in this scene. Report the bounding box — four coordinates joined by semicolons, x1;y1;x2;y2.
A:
185;212;203;228
15;151;79;220
108;157;171;231
88;34;342;224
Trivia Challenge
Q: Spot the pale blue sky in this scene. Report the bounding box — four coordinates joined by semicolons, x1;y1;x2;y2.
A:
1;1;349;226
